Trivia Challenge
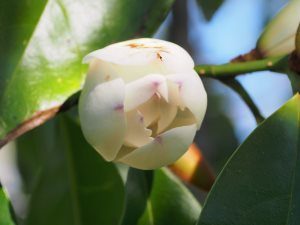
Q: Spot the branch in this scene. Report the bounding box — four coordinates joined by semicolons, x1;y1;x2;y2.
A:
221;78;264;124
195;55;288;78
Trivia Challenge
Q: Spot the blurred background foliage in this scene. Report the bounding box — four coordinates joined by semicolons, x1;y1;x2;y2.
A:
0;0;295;224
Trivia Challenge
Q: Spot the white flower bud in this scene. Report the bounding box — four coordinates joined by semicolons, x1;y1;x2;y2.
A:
79;38;207;170
257;0;300;57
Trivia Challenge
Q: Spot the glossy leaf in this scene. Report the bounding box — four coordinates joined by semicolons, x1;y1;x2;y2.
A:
197;0;223;20
0;0;174;145
124;168;201;225
197;94;300;225
17;116;125;225
121;169;153;225
0;185;15;225
138;169;201;225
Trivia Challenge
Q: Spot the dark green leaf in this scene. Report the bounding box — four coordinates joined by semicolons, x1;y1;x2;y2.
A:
197;0;224;20
121;168;201;225
0;185;15;225
0;0;174;144
17;116;125;225
197;94;300;225
296;22;300;57
121;169;153;225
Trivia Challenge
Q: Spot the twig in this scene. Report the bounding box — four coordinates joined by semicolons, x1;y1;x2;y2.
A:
195;55;288;78
221;78;264;124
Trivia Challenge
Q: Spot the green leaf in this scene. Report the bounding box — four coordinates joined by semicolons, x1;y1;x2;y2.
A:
197;0;223;20
0;0;174;144
17;115;125;225
130;168;201;225
0;185;15;225
197;94;300;225
121;169;153;225
296;22;300;57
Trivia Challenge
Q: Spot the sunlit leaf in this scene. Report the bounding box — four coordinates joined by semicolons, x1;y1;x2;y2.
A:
197;94;300;225
0;185;15;225
0;0;174;145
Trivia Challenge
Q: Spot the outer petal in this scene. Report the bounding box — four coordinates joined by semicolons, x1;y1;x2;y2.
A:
118;124;197;169
79;78;126;161
167;71;207;128
82;59;121;92
124;74;167;111
83;38;194;75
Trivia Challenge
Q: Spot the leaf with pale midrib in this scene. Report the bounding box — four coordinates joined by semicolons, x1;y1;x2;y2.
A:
0;0;174;145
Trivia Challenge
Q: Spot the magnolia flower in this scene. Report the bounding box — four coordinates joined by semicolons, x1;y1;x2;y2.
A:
79;38;207;170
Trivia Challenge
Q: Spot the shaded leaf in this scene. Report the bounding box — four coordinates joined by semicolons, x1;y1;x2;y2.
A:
136;169;201;225
121;169;153;225
17;116;125;225
0;185;15;225
0;0;174;145
197;0;224;20
197;94;300;225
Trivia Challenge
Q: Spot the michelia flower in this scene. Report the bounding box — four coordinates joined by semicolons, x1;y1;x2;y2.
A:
78;38;207;170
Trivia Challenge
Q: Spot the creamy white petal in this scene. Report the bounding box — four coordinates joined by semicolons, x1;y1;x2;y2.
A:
124;74;167;111
83;38;194;74
124;110;154;148
137;95;160;127
157;99;177;134
118;124;197;169
79;78;126;161
167;80;185;109
82;59;121;92
167;71;207;128
168;108;197;129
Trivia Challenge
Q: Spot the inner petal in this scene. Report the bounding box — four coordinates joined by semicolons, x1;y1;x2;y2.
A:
167;80;185;109
124;74;168;111
157;99;178;134
137;95;160;127
123;110;154;148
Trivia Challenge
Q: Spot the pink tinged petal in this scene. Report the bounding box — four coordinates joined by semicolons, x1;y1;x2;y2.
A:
124;74;168;111
124;110;154;148
118;124;197;170
167;80;185;109
167;72;207;128
137;95;160;127
157;99;177;134
79;78;126;161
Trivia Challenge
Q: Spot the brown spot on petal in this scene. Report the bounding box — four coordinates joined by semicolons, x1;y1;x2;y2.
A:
127;43;144;48
156;52;163;61
104;75;111;81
